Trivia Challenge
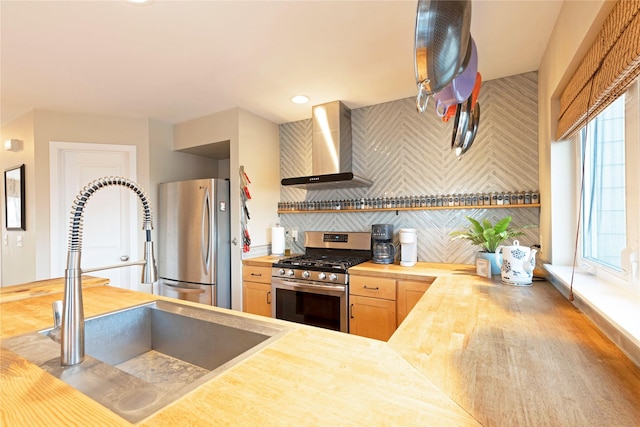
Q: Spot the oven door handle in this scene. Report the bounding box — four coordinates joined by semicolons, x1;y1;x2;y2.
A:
277;279;346;292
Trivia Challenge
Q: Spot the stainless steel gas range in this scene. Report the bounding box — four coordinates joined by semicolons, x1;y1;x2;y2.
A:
271;231;372;332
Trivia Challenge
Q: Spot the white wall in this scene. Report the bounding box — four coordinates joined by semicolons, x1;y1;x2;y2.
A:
238;109;281;248
32;110;152;283
148;118;219;211
174;108;279;310
0;112;35;286
537;0;615;264
0;110;219;287
1;109;152;286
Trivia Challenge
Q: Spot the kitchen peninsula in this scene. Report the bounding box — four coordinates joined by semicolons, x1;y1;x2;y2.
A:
2;266;639;426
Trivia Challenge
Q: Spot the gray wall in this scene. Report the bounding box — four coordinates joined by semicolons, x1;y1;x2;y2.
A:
278;72;540;264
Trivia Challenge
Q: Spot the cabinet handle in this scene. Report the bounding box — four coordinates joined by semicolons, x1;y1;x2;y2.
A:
251;273;262;277
363;285;379;290
350;303;354;319
266;291;271;305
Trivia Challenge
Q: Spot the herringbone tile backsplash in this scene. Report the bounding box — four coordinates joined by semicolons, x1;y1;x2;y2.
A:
279;72;539;264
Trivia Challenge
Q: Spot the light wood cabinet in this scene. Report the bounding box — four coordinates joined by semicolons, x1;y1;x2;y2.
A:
396;279;434;326
349;295;396;341
349;275;397;341
242;265;272;317
350;276;396;300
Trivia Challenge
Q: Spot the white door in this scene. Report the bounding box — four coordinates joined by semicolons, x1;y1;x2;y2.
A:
50;142;140;291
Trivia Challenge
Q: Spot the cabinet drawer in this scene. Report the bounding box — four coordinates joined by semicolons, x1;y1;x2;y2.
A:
349;276;396;300
242;265;271;284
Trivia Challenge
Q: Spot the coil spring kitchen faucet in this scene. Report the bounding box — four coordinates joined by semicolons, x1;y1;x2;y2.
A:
61;176;157;366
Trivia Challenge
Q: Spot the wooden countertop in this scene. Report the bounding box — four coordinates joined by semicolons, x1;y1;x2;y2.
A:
349;261;475;280
389;274;640;426
243;257;477;280
242;254;304;267
0;281;478;426
0;283;154;340
0;276;109;303
2;271;640;426
241;255;284;267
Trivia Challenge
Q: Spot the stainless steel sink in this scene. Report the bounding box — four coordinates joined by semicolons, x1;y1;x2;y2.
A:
2;300;289;423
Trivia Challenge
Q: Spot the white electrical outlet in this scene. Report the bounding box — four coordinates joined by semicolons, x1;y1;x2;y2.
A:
292;229;298;240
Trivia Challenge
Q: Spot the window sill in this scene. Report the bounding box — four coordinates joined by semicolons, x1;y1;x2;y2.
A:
544;264;640;367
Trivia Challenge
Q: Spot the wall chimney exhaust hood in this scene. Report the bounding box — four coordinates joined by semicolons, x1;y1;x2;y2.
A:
281;101;372;189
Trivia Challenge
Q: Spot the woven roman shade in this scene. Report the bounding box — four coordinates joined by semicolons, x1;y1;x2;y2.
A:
556;0;640;140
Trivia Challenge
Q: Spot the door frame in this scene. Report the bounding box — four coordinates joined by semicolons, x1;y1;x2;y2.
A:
49;141;138;287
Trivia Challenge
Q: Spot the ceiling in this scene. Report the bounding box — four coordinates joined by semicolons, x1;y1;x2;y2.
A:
0;0;563;126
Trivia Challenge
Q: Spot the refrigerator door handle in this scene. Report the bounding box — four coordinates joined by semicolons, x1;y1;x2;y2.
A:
201;187;212;275
163;281;206;295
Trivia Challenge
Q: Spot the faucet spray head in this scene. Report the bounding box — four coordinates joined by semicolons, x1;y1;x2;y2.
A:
141;240;158;284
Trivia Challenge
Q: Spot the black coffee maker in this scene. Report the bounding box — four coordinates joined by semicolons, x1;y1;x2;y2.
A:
371;224;395;264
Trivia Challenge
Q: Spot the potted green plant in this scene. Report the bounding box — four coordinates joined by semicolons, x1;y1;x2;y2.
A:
450;215;526;274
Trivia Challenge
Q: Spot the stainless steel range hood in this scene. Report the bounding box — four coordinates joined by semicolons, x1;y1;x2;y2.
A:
281;101;372;189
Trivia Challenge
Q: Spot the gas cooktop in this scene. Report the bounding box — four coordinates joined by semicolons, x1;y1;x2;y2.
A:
274;255;368;272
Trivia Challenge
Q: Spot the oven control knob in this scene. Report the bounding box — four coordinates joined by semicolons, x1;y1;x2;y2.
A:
302;270;310;279
287;269;295;277
278;268;285;276
329;273;338;281
318;272;326;280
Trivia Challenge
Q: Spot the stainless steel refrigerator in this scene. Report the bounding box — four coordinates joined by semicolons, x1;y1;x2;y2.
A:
157;178;231;308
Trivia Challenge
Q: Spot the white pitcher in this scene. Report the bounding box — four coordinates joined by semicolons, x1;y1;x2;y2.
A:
495;240;537;286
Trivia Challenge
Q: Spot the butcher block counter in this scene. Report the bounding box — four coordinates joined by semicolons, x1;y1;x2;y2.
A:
388;274;640;426
3;267;640;426
0;275;109;303
0;277;478;426
348;260;476;280
241;254;284;267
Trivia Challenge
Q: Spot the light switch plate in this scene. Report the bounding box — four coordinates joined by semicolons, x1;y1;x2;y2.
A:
16;235;23;247
3;235;7;246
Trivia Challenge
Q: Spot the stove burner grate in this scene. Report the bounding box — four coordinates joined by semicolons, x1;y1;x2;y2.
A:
276;255;367;271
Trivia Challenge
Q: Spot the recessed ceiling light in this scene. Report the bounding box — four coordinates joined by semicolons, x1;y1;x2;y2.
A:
291;95;310;104
127;0;154;5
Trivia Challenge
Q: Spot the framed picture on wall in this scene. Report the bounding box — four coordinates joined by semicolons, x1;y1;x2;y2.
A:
4;164;26;230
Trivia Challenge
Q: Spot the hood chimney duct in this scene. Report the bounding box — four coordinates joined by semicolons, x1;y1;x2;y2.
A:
281;101;372;189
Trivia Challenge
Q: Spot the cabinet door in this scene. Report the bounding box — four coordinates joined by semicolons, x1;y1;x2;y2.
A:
349;295;396;341
396;279;433;325
243;281;272;317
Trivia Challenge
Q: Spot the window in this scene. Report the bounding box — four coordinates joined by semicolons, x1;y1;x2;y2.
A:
577;79;640;287
580;96;626;270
